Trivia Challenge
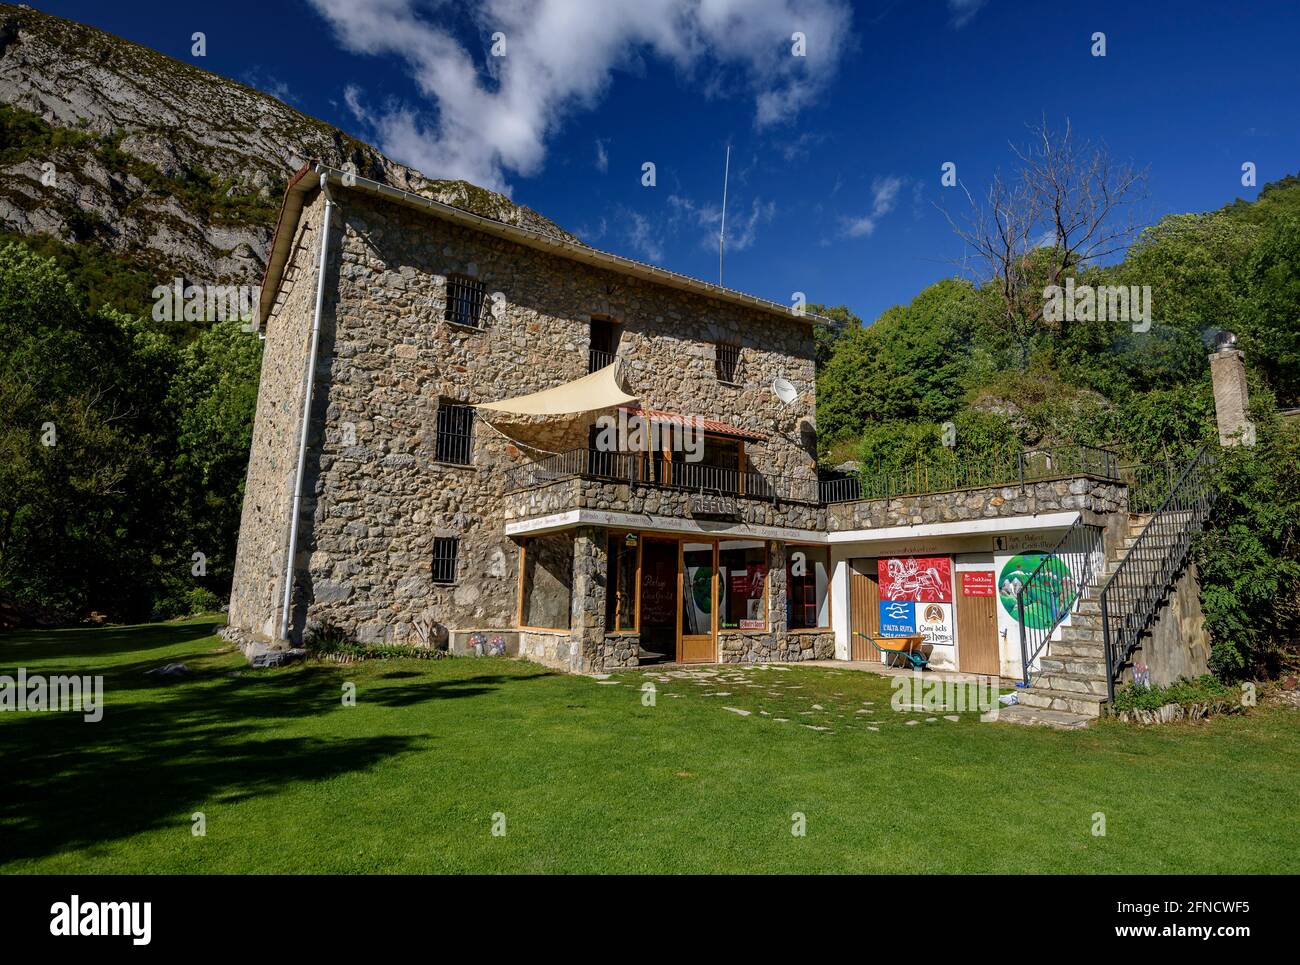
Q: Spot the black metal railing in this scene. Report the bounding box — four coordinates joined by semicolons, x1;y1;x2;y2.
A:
588;349;617;373
819;444;1119;504
1099;445;1217;699
505;447;819;503
1016;518;1106;686
1118;459;1181;514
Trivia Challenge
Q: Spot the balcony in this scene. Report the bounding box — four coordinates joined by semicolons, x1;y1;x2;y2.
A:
503;448;825;533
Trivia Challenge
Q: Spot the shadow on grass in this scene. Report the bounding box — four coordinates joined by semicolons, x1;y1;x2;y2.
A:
0;651;557;866
0;620;224;662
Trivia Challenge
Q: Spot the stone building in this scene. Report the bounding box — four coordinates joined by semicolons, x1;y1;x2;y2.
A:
228;162;1211;719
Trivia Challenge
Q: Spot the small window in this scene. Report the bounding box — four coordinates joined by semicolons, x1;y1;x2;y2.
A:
436;402;475;465
714;341;740;383
445;274;486;328
432;537;459;585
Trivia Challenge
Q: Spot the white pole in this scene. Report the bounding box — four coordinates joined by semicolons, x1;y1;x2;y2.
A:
279;171;335;643
719;144;730;286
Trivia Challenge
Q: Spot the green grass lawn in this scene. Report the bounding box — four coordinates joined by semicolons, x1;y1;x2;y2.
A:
2;616;1297;874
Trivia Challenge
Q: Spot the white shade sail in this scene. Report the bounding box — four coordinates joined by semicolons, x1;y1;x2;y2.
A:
476;362;637;416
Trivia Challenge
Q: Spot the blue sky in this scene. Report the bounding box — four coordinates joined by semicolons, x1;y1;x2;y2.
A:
37;0;1300;324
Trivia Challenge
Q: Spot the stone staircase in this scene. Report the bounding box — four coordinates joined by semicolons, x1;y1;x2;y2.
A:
998;513;1175;730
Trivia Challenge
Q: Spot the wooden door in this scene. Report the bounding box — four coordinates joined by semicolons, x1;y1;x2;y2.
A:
848;558;881;661
679;540;716;663
956;575;1000;675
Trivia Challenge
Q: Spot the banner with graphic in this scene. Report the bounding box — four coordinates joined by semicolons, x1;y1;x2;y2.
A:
879;556;952;602
878;556;954;646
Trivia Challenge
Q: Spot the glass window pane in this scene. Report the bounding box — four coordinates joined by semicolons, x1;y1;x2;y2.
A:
681;542;713;635
787;545;830;629
718;540;767;630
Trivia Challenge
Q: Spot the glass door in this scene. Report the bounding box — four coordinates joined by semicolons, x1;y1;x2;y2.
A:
679;541;716;663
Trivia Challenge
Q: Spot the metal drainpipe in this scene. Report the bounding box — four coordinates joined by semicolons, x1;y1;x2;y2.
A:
279;171;336;643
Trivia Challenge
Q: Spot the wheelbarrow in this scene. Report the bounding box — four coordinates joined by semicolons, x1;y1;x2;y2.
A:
855;631;930;670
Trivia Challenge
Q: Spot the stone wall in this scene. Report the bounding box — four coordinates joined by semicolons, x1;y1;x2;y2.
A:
505;477;825;533
229;183;820;648
827;477;1127;532
519;531;573;629
1130;561;1212;685
228;193;333;642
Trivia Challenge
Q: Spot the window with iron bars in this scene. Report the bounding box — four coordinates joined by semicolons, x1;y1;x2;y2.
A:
444;274;486;328
436;402;475;465
432;537;459;585
714;341;741;383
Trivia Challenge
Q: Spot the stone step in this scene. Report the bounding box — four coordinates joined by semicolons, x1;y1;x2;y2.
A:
1040;655;1109;676
995;704;1093;730
1017;687;1108;718
1043;639;1105;658
1034;671;1110;696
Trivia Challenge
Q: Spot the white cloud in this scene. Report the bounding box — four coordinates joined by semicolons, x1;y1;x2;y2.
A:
625;209;665;262
841;175;902;238
947;0;987;29
308;0;853;191
595;138;609;173
668;193;775;252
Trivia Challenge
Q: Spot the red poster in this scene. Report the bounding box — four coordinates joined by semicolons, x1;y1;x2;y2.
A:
961;571;996;597
880;556;952;603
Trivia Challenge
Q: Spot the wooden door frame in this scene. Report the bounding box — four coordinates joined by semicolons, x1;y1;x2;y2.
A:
677;537;718;663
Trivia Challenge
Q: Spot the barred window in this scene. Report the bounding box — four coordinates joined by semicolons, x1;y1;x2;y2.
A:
432;537;459;585
714;341;741;383
445;274;486;328
436;402;475;465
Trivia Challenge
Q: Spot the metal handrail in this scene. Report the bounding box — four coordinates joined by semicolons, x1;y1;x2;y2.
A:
820;443;1120;504
1016;517;1106;685
1099;445;1217;699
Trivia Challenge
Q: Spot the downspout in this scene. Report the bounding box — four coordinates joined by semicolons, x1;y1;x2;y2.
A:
279;170;336;642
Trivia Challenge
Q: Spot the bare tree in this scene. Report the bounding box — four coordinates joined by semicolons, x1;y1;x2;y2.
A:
940;118;1150;364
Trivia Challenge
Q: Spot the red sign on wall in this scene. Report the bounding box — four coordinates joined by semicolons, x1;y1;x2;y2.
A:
879;556;952;603
961;571;997;597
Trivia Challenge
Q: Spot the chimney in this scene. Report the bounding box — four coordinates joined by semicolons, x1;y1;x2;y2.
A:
1208;346;1256;446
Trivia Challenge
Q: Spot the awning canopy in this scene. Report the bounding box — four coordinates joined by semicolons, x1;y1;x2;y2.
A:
476;362;638;416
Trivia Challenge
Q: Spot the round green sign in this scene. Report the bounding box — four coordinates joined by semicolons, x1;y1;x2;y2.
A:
998;553;1076;630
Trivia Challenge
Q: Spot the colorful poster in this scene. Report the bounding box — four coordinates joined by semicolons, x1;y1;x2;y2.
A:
880;556;952;602
879;599;916;636
961;571;996;596
997;552;1077;630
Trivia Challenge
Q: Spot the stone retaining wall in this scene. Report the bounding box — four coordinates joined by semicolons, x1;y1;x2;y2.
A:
827;477;1127;531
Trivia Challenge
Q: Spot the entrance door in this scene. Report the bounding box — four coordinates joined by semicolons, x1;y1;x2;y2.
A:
638;538;679;664
679;541;716;663
956;574;1000;675
848;558;881;661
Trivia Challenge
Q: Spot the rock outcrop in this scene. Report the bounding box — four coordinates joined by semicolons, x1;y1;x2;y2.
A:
0;2;575;295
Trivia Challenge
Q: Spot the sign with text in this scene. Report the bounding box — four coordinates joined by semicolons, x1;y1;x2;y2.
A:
961;571;996;596
689;493;737;518
879;599;916;636
916;602;954;648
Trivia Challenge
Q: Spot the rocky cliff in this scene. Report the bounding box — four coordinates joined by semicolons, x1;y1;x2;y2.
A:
0;2;575;303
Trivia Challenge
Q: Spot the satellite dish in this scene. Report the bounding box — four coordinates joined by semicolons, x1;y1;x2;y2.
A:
772;377;798;405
